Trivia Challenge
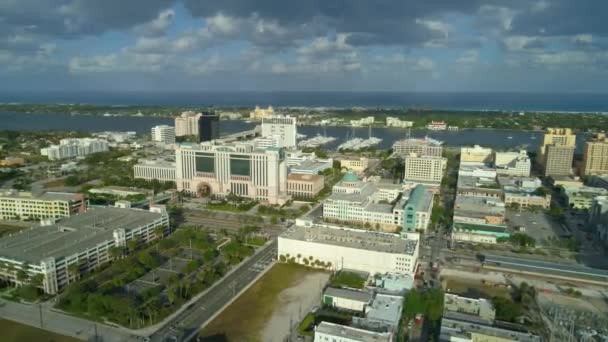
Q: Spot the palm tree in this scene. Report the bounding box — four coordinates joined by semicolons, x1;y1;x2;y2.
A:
67;263;80;284
109;246;123;260
153;226;165;240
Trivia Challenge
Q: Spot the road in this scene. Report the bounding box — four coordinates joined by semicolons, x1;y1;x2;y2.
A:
149;240;277;342
445;250;608;283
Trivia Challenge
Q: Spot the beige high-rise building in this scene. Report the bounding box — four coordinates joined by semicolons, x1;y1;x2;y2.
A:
582;133;608;176
174;111;201;137
539;128;576;176
403;154;447;185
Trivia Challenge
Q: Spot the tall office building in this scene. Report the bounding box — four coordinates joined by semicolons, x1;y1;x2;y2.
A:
582;133;608;176
197;112;220;142
174;111;201;137
539;128;576;177
403;153;447;185
545;145;575;176
151;125;176;145
261;115;297;148
175;141;288;204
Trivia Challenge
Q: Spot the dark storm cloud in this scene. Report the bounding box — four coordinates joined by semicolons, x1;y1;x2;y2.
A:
509;0;608;37
0;0;175;38
182;0;485;46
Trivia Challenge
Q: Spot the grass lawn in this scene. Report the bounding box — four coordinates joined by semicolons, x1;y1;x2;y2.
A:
44;179;66;188
444;277;511;299
329;270;366;289
200;263;324;342
0;224;25;238
0;319;80;342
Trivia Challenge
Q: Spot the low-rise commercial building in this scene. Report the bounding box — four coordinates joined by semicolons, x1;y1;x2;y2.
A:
278;219;420;276
133;158;176;182
323;287;372;313
323;174;433;232
561;186;608;209
495;150;531;177
453;195;505;225
386;117;413;128
353;293;404;333
339;157;370;175
287;173;324;198
461;145;493;164
444;293;496;321
392;136;443;157
41;138;109;160
499;177;551;209
289;160;333;175
0;206;169;294
350;116;375;126
403;154;447;186
0;190;86;220
440;318;541;342
457;164;501;198
314;321;392;342
88;186;152;198
0;157;25;167
451;222;510;244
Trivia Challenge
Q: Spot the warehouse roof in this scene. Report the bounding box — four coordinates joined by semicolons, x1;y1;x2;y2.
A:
324;287;373;303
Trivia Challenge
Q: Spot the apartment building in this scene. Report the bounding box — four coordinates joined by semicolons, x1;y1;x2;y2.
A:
151;125;176;145
403;154;447;185
40;138;109;160
175;111;201;137
287;173;324;198
175;141;288;204
0;206;169;294
0;190;86;220
582;133;608;176
278;218;420;277
133;159;176;182
261;115;297;148
392;136;443;157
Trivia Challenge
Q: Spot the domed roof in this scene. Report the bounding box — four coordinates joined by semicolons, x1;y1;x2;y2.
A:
342;172;360;183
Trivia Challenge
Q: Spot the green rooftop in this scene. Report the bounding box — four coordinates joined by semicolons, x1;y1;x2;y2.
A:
342;172;360;183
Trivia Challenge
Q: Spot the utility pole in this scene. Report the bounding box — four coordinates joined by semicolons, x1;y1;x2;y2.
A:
38;303;43;328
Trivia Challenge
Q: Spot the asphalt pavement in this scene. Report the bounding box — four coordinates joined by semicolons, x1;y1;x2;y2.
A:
149;240;277;342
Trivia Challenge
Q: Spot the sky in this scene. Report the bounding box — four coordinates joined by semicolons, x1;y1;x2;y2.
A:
1;0;607;93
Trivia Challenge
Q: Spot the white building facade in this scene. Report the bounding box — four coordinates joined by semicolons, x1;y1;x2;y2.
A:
41;138;109;160
151;125;176;145
174;111;201;137
261;115;297;148
175;142;288;204
278;219;420;277
133;159;176;182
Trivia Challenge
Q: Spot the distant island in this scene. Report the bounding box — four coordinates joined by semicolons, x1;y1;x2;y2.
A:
1;103;608;132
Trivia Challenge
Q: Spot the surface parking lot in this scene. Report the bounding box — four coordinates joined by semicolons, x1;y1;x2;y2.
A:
505;210;569;245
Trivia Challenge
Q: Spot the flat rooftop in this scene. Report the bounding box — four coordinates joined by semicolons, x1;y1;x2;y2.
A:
324;287;372;303
457;175;501;190
364;294;404;327
0;207;164;263
287;173;324;182
0;190;82;202
454;195;505;218
453;222;508;234
441;318;541;342
315;322;391;342
280;223;418;255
